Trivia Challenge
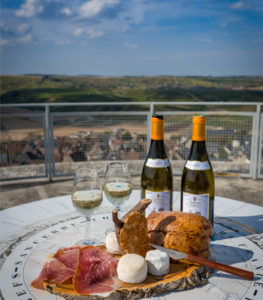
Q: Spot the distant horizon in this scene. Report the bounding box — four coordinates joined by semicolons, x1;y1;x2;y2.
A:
1;73;263;78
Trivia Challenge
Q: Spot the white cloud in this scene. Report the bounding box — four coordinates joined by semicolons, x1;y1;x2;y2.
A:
79;0;120;19
122;42;138;48
73;27;104;39
10;0;148;45
122;24;130;32
17;23;30;33
86;27;104;38
15;0;43;18
219;15;242;28
18;34;32;43
57;39;71;45
74;28;85;36
61;7;72;16
230;1;249;10
0;39;10;47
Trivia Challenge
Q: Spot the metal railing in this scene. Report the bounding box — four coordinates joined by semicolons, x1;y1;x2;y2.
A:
0;102;262;180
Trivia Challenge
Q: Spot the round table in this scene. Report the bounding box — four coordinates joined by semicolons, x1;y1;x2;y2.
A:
0;191;263;300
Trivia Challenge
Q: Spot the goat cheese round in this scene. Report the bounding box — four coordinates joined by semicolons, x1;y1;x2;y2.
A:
117;254;148;284
145;249;170;276
105;232;121;253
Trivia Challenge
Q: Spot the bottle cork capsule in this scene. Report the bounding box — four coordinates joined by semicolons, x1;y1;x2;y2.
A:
151;115;164;140
192;115;205;141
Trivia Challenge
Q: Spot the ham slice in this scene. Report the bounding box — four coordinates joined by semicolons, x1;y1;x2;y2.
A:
31;259;75;289
53;246;81;270
31;245;120;296
74;246;120;295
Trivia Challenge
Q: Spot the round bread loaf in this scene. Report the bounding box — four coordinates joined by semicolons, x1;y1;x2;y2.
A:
147;211;213;258
147;211;212;236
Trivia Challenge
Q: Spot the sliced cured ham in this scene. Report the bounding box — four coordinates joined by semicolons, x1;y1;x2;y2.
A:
74;246;120;295
31;259;75;289
31;245;120;296
53;245;81;270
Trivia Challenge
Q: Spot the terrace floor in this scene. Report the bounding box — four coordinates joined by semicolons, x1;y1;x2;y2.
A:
0;176;262;210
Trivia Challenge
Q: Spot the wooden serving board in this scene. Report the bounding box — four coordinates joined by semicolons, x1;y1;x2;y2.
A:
43;246;213;300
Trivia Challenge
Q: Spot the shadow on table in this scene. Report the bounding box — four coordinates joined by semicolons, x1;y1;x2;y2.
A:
214;215;263;241
155;243;257;299
210;243;253;264
210;244;260;281
159;242;257;299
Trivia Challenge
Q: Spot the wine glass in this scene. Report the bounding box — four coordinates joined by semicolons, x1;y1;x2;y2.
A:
104;162;132;211
71;168;103;245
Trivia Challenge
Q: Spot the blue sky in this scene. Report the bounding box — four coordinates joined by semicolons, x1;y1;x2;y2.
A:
1;0;263;76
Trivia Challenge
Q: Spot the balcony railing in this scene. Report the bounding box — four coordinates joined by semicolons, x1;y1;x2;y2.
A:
0;102;262;180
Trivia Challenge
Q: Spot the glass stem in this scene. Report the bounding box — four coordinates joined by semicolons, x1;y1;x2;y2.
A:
84;216;91;240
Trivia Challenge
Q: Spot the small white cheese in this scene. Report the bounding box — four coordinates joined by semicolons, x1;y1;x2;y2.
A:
105;232;121;253
117;254;148;284
145;249;170;276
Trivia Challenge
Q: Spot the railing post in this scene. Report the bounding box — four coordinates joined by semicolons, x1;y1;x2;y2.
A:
254;104;261;179
44;105;53;182
251;104;261;179
147;103;154;150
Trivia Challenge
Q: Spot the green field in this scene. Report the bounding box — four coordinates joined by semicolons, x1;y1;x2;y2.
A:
1;75;263;112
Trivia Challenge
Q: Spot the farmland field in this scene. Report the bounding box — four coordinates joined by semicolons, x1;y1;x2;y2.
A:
1;75;263;113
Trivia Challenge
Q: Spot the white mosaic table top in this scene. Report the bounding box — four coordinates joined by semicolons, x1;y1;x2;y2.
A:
0;191;263;300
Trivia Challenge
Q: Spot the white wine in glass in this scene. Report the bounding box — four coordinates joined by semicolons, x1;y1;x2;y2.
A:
104;162;132;211
71;169;103;245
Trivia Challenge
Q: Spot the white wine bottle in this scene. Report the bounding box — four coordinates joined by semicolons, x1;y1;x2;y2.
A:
141;115;173;217
181;115;215;225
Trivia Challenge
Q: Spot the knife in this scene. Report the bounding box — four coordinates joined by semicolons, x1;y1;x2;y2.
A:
150;244;254;281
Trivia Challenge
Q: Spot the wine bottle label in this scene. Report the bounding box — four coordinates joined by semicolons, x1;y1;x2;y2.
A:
185;160;210;170
146;158;170;168
145;190;171;217
182;192;209;219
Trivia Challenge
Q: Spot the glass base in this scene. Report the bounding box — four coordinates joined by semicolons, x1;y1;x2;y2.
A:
75;238;101;246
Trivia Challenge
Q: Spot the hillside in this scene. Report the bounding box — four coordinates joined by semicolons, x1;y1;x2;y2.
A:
1;75;263;112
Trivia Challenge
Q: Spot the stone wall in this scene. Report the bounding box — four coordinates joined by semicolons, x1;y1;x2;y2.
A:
0;160;251;180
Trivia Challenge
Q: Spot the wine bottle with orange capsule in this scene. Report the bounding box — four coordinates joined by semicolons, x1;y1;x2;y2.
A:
181;115;215;225
141;115;173;217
